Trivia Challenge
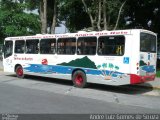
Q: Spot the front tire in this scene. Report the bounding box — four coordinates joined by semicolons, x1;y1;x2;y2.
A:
72;70;87;88
16;66;24;78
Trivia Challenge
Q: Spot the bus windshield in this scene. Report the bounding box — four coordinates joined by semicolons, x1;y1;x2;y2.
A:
140;33;156;53
4;41;13;58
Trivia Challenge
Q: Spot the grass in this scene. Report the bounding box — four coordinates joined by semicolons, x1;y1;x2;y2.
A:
156;71;160;78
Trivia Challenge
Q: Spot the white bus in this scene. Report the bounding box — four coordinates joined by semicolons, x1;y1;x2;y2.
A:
3;29;157;88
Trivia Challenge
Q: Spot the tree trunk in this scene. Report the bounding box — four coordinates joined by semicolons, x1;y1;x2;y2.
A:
114;0;127;30
103;0;107;30
82;0;95;30
40;0;47;34
97;0;102;31
51;0;57;34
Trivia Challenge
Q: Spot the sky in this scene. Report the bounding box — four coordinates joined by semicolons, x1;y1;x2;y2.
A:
55;21;69;34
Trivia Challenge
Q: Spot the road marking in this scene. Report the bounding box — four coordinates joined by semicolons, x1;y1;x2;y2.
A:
113;94;120;103
65;86;76;94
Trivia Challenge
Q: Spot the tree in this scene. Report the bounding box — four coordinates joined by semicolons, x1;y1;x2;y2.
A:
50;0;57;34
58;0;128;31
40;0;47;33
124;0;160;33
114;0;127;30
103;0;107;30
24;0;58;34
59;0;91;32
81;0;127;31
47;0;58;34
0;0;40;40
122;0;160;47
81;0;96;30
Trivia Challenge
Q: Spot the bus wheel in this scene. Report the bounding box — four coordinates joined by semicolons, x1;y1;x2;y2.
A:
16;66;24;78
72;70;87;88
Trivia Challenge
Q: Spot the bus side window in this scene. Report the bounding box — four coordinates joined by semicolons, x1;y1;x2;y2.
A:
77;37;97;55
26;39;39;54
98;36;125;56
15;40;25;54
40;39;56;54
4;41;13;58
57;38;76;55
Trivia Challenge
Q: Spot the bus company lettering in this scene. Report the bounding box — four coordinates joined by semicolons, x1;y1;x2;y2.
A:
55;35;69;38
75;31;128;37
95;32;108;36
75;33;94;37
14;57;33;61
110;31;128;35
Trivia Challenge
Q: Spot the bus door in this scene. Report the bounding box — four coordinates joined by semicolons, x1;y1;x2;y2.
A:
3;40;14;72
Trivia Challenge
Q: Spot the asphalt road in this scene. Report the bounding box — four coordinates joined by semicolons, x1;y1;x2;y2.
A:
0;72;160;114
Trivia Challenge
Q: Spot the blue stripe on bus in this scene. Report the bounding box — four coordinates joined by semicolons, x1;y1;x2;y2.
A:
24;64;124;77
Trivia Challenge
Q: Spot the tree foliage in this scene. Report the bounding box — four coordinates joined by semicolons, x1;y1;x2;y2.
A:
59;0;127;31
24;0;58;34
59;0;90;32
0;0;40;40
0;0;160;37
124;0;160;34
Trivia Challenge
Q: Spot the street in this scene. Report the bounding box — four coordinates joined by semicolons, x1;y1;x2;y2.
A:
0;72;160;114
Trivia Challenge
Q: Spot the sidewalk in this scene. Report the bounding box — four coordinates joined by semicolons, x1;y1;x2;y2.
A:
137;78;160;89
0;61;159;89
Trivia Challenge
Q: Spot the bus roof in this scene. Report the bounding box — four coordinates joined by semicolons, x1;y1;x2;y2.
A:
4;29;156;41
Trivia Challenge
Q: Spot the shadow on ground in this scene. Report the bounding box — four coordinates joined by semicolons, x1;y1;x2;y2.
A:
89;83;153;95
7;74;153;95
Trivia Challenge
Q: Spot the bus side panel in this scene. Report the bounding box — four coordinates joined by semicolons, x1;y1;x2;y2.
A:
21;35;133;86
129;30;141;84
3;55;15;73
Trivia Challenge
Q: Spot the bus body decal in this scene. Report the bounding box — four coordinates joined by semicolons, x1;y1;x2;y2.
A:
24;63;125;81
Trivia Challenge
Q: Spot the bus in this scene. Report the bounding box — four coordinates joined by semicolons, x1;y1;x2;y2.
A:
3;29;157;88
